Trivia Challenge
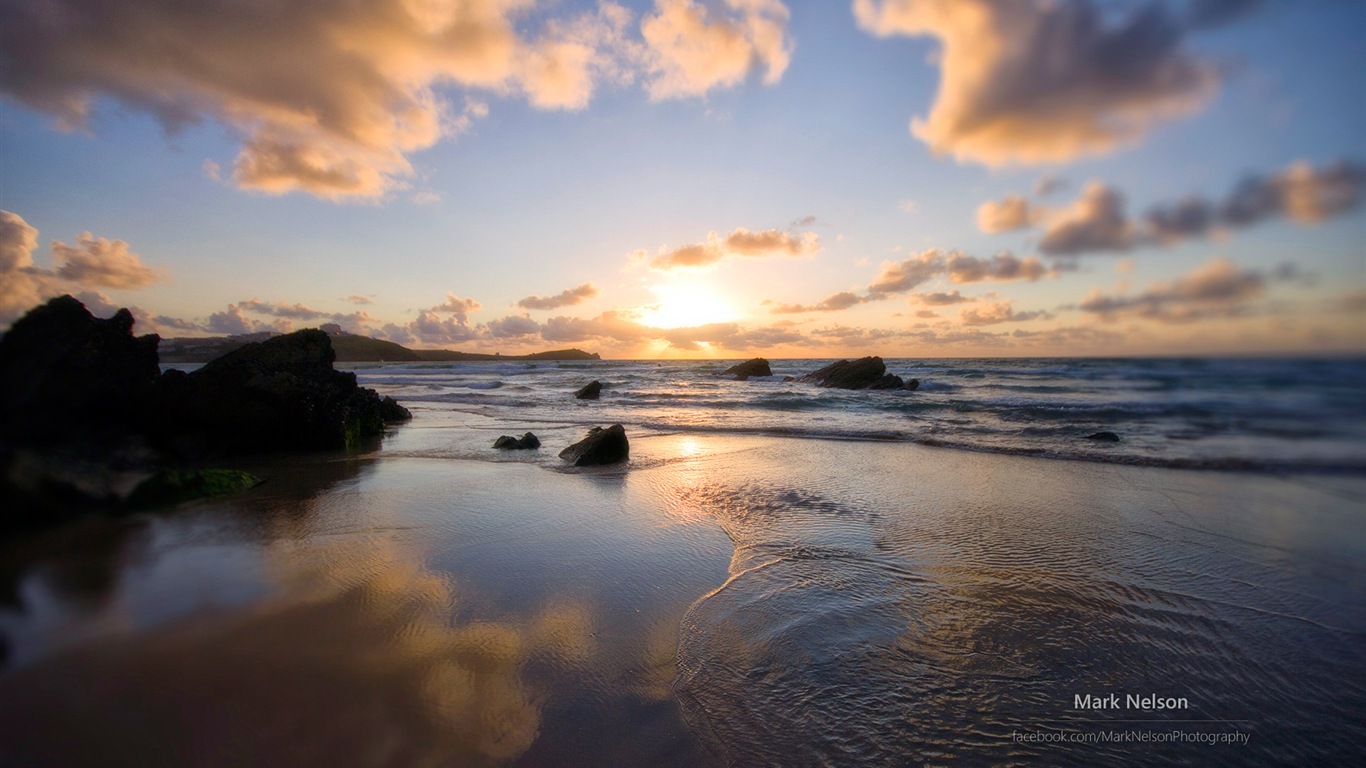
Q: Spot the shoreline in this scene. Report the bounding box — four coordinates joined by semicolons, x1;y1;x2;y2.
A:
1;430;1363;765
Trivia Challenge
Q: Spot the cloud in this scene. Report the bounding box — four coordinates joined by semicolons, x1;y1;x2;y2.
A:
647;227;818;270
0;210;39;273
1034;174;1067;197
52;233;163;289
207;304;291;335
409;310;481;344
1220;160;1366;226
0;0;641;200
1337;290;1366;313
1;211;167;324
1037;182;1136;256
1185;0;1263;29
379;322;416;345
431;293;483;321
67;290;118;318
343;295;375;305
517;282;599;310
854;0;1219;165
236;299;332;321
768;291;866;314
540;310;653;343
912;290;971;305
960;299;1051;326
945;252;1047;283
146;314;204;333
486;314;541;337
517;2;642;110
976;195;1041;233
1078;257;1267;322
641;0;794;100
866;249;945;297
1143;196;1215;244
990;160;1366;255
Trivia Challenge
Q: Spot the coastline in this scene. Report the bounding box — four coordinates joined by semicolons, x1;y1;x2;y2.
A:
2;430;1363;766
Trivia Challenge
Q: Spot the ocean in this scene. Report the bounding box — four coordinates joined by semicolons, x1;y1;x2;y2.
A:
1;356;1363;766
355;356;1366;474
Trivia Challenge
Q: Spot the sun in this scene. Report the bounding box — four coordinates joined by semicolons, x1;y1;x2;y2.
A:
637;282;739;329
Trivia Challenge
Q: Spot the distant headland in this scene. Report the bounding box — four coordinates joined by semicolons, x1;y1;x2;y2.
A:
160;327;601;364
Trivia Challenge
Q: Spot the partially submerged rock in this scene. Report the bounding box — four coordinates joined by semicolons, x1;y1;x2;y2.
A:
493;432;541;450
559;424;629;466
1085;431;1121;442
799;357;914;390
575;380;603;400
722;358;771;380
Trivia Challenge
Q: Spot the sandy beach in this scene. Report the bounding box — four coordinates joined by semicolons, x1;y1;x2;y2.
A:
2;428;1362;766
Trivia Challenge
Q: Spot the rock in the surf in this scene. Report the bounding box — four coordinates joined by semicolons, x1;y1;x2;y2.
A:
559;424;629;466
1085;431;1121;442
800;357;906;390
575;380;603;400
722;358;772;380
493;432;541;450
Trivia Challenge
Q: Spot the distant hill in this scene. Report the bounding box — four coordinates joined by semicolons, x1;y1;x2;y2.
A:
159;333;600;364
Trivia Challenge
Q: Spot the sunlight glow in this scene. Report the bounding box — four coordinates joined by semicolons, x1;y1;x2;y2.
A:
637;282;739;329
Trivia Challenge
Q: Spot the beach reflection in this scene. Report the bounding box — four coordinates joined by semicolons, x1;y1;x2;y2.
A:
0;534;597;766
0;450;732;767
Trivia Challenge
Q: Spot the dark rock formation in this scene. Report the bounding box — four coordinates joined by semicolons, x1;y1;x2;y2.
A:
799;357;913;390
156;329;410;453
904;378;920;391
575;380;603;400
559;424;629;466
721;358;771;380
493;432;541;450
0;295;161;445
1085;431;1121;442
0;296;413;533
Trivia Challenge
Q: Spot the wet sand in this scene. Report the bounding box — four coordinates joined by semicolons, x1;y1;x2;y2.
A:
1;434;1363;766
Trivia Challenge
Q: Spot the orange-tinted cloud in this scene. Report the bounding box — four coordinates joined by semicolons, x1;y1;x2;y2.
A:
517;282;599;310
866;249;945;297
976;195;1041;233
912;290;971;305
854;0;1219;165
0;0;640;200
946;252;1048;283
647;227;818;270
0;211;166;324
960;299;1050;326
642;0;793;100
768;291;866;314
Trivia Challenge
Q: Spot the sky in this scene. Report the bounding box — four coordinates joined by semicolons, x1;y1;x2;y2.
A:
1;0;1363;358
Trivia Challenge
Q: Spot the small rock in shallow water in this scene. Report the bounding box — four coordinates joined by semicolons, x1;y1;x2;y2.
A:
493;432;541;450
1085;431;1121;442
575;380;602;399
721;358;771;380
559;424;629;466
